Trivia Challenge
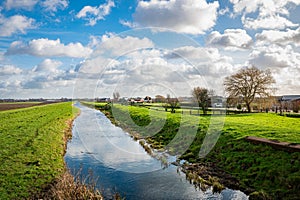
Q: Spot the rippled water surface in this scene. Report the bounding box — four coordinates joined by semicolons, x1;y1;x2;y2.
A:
65;103;248;200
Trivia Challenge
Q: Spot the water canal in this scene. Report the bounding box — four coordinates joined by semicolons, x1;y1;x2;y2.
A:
65;103;248;199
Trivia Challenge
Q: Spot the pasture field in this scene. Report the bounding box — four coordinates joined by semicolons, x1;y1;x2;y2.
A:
0;102;79;199
97;103;300;199
107;103;300;143
0;101;41;104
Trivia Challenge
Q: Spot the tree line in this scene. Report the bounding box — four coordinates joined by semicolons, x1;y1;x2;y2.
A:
192;66;275;113
113;66;276;114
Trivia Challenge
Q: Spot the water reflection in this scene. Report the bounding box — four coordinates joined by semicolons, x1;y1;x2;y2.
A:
69;103;163;173
65;103;248;199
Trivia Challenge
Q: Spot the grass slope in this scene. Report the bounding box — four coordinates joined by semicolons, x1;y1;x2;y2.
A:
101;103;300;199
0;102;79;199
224;113;300;143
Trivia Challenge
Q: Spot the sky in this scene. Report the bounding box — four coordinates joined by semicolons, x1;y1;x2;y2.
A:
0;0;300;99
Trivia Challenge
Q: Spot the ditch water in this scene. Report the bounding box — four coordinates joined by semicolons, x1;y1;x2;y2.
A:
65;102;248;200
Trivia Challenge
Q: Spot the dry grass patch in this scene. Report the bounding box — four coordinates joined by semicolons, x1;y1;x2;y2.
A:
35;169;103;200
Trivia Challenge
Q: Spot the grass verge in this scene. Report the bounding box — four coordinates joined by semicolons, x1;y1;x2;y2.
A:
0;102;103;199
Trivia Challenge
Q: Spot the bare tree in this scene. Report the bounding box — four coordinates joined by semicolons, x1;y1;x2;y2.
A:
192;87;209;115
113;92;120;102
224;66;275;112
292;101;299;113
166;94;179;113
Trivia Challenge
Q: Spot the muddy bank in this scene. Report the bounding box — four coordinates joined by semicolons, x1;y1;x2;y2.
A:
179;162;254;195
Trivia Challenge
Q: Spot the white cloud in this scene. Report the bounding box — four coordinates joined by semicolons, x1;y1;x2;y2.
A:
0;79;22;90
0;52;4;61
4;0;38;10
33;59;62;73
119;19;137;28
219;7;230;16
248;44;300;70
132;0;219;34
230;0;267;14
166;46;232;62
78;56;189;97
164;46;234;78
230;0;300;15
92;34;155;57
19;59;71;90
75;44;233;98
243;14;298;30
0;66;25;94
273;67;300;95
78;34;155;77
206;29;252;49
77;6;98;18
21;73;74;90
1;33;236;98
41;0;68;12
6;38;92;58
0;59;77;98
256;27;300;46
230;0;300;29
88;35;102;48
0;15;35;36
0;65;22;75
76;0;115;26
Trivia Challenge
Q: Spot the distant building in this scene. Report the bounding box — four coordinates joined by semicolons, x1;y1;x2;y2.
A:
144;96;152;103
96;98;111;102
178;96;193;103
128;97;144;104
211;96;225;108
278;95;300;112
280;95;300;102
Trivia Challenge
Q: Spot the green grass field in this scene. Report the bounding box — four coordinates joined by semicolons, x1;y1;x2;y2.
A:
109;104;300;142
100;103;300;199
224;113;300;142
0;102;79;199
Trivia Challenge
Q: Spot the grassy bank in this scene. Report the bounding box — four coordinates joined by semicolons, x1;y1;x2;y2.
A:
96;103;299;199
0;102;85;199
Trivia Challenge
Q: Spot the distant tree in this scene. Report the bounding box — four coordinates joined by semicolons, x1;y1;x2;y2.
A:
113;92;120;102
166;94;179;113
226;96;239;108
292;101;299;113
155;95;165;103
192;87;210;115
224;66;275;112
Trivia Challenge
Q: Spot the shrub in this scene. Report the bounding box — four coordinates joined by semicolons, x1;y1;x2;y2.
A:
286;113;300;118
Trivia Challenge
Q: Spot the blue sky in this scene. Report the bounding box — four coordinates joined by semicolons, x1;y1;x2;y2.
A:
0;0;300;98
